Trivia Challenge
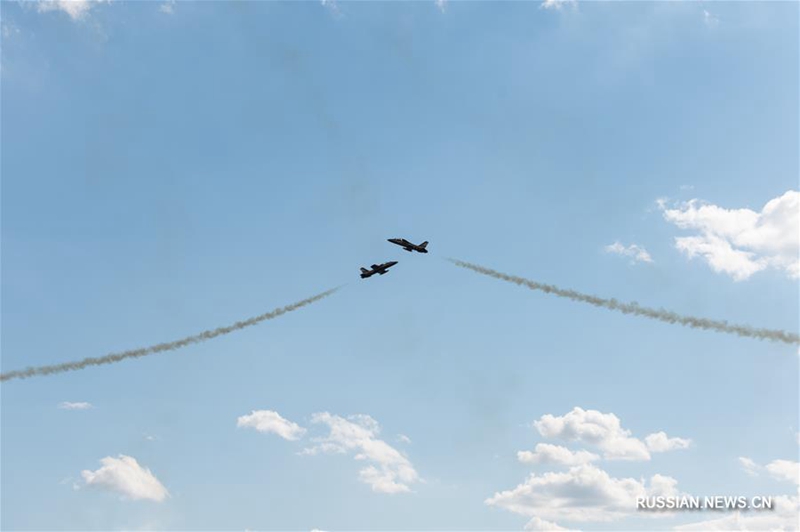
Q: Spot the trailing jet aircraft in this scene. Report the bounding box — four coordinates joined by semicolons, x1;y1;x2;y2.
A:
388;238;429;253
360;261;398;279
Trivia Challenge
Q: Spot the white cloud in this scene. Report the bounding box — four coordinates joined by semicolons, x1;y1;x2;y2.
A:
2;22;20;39
703;9;720;28
36;0;108;20
492;409;694;527
81;455;169;502
604;241;654;264
158;1;175;15
737;457;798;485
58;401;93;410
682;456;798;530
534;406;650;460
59;476;81;491
524;516;574;531
540;0;576;11
517;443;599;466
534;407;649;461
532;408;691;462
320;0;341;17
486;464;679;524
738;456;760;477
644;432;692;453
674;234;768;280
397;434;412;444
676;494;800;531
237;410;306;441
435;0;447;13
765;459;799;485
661;190;800;281
301;412;419;494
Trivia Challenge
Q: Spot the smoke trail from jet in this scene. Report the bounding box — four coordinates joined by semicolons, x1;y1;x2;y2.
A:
0;287;340;383
448;259;800;345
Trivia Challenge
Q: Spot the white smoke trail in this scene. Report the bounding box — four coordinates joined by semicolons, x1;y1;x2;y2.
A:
448;259;799;345
0;287;340;382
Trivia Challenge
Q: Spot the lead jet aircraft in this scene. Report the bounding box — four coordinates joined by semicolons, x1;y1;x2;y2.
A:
387;238;429;253
360;261;398;279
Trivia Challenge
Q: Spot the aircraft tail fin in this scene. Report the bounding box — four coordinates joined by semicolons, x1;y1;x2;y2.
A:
420;241;428;249
360;267;369;273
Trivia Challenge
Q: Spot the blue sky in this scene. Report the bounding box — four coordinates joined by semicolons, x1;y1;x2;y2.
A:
1;1;798;530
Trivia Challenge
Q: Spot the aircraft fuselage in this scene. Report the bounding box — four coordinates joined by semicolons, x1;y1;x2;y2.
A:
388;238;429;253
360;261;399;279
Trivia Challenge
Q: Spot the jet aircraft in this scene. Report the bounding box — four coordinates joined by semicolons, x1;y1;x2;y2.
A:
360;261;398;279
388;238;429;253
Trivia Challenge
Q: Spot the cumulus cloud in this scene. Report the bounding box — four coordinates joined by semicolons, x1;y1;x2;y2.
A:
486;464;680;524
320;0;341;17
491;408;694;528
533;407;689;461
694;456;799;530
765;460;800;485
237;410;306;441
703;9;720;28
534;408;648;460
301;413;419;494
737;456;799;485
738;456;760;476
540;0;576;10
58;401;93;410
644;431;692;453
517;443;599;466
523;516;574;531
35;0;108;20
661;190;799;281
2;22;20;39
604;241;654;264
81;455;169;502
159;1;175;15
